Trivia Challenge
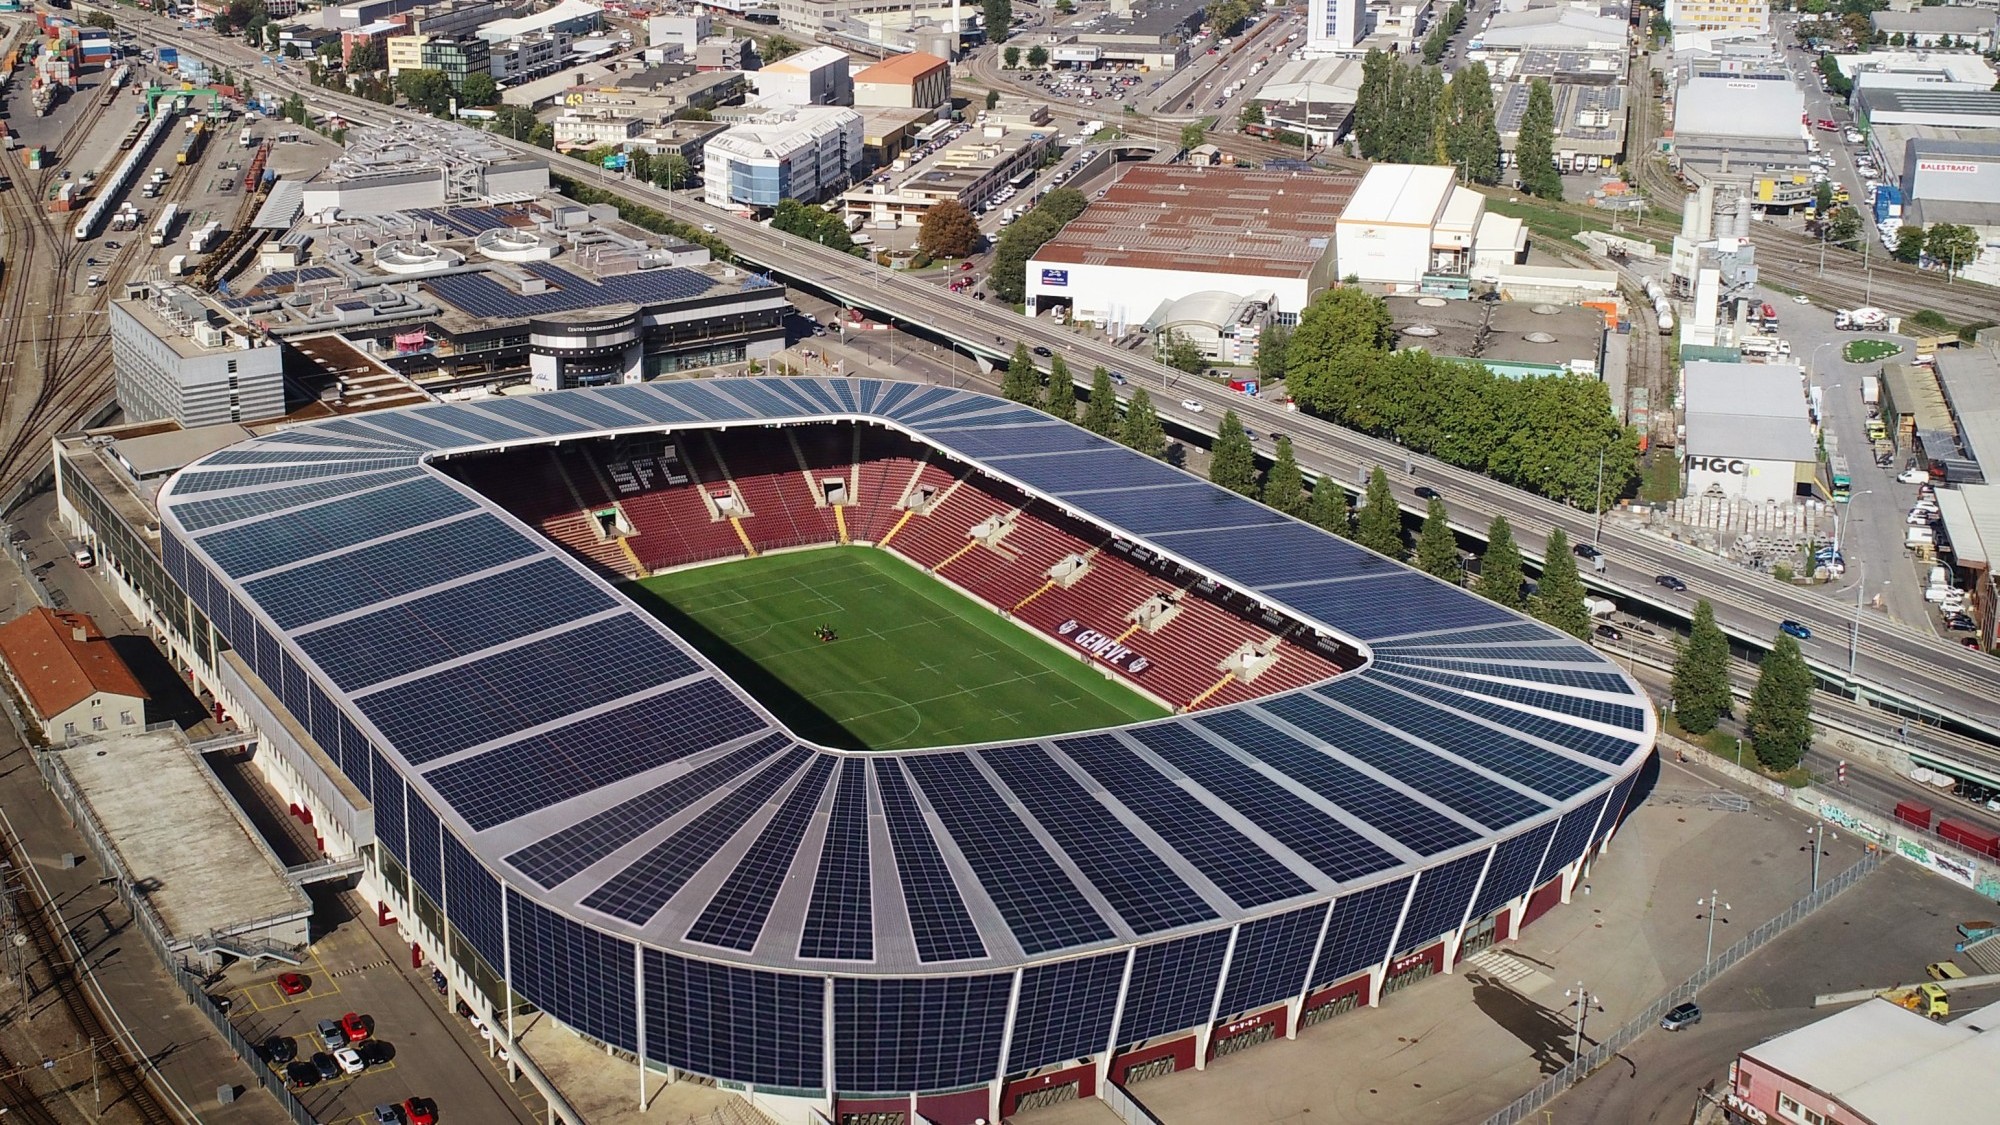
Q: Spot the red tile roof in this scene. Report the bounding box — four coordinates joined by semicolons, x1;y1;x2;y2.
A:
0;608;148;721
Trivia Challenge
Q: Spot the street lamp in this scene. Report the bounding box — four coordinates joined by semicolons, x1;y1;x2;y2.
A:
1698;890;1731;966
1806;822;1837;891
1564;983;1601;1061
1809;340;1836;381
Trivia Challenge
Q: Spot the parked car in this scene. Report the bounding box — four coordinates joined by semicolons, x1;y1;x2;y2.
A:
403;1098;438;1125
285;1062;320;1089
1780;620;1813;640
372;1107;403;1125
1946;614;1977;632
1655;574;1688;591
311;1053;340;1082
277;972;309;996
1899;468;1930;484
315;1019;348;1051
1661;1001;1703;1030
334;1047;366;1076
261;1036;297;1065
341;1012;372;1042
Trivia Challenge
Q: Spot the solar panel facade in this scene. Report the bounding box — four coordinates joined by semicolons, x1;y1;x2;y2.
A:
150;378;1653;1111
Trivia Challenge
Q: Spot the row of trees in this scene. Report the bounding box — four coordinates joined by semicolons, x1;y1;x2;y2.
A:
1352;52;1513;189
770;200;863;255
1514;79;1562;199
990;188;1088;303
1890;222;1982;278
1283;287;1638;509
1001;46;1052;68
1671;600;1815;772
1421;1;1467;65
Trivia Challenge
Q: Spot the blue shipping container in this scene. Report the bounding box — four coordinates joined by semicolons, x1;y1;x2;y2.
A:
1874;184;1903;223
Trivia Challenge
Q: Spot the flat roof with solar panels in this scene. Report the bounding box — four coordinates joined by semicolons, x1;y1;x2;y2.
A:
152;379;1652;1116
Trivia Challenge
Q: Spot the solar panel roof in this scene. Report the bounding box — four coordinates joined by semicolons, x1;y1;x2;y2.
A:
157;379;1653;975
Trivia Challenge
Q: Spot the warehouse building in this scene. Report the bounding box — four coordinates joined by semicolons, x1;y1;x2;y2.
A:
301;123;551;214
1672;72;1811;204
750;44;852;107
110;284;286;429
0;607;148;744
1681;360;1818;504
1726;998;2000;1125
852;50;950;110
1336;163;1525;289
702;107;865;209
840;119;1056;228
1855;86;2000;132
1498;80;1625;173
1024;164;1360;332
1385;295;1608;379
1475;7;1628;53
1887;137;2000;244
1868;7;1996;51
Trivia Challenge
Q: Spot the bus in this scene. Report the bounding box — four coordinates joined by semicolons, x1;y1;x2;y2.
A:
1830;452;1852;501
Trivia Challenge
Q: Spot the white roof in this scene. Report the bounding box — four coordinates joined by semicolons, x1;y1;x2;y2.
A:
763;45;849;73
1683;360;1816;463
1437;186;1485;237
708;106;861;159
1746;999;2000;1124
1675;75;1806;140
1339;164;1457;227
1480;7;1628;49
477;0;601;42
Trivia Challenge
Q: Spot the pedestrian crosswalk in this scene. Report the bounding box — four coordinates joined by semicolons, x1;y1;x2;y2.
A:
1464;948;1554;994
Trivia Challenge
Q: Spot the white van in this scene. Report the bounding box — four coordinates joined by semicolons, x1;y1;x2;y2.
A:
1908;527;1936;546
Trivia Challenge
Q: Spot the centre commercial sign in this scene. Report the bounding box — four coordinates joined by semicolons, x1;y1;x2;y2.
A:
1056;619;1150;675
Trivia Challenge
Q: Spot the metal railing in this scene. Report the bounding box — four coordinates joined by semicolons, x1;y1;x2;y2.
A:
1101;1081;1168;1125
1481;850;1885;1125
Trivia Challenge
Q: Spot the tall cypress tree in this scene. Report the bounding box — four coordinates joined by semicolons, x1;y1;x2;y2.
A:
1479;515;1525;610
1673;599;1734;734
1307;474;1350;537
1044;354;1075;422
1354;468;1404;558
1082;367;1120;437
1262;437;1307;518
1415;496;1460;581
1533;528;1591;640
1209;410;1258;496
1002;343;1039;404
1516;79;1563;200
1748;633;1814;771
1121;389;1166;459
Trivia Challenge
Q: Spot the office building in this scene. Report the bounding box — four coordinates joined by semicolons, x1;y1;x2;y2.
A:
703;107;865;209
110;284;286;428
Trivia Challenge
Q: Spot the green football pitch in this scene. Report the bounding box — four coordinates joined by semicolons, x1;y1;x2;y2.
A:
625;547;1166;751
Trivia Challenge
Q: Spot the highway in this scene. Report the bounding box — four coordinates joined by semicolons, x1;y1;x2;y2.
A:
102;7;2000;747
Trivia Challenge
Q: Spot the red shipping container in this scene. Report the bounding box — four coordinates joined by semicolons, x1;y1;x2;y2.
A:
1939;819;2000;859
1896;801;1934;830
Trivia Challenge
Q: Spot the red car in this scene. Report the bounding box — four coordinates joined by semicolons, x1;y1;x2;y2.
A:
341;1012;372;1042
277;972;309;996
403;1097;437;1125
959;262;975;271
1817;118;1839;131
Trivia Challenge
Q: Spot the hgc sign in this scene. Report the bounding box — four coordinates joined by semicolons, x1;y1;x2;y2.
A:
1685;455;1748;475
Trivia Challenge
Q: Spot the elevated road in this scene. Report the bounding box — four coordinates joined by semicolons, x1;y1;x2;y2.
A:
100;7;2000;748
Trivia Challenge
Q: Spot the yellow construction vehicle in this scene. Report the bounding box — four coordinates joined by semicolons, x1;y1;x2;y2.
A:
1885;983;1950;1020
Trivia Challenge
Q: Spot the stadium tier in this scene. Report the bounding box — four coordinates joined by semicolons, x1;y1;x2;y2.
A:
150;379;1653;1125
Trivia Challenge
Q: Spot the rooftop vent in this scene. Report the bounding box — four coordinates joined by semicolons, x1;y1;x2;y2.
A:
1401;324;1440;338
1523;331;1558;343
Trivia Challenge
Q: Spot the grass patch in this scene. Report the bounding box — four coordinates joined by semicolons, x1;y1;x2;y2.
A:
1664;715;1812;788
1640;450;1680;505
626;547;1165;751
1481;195;1673;256
1842;339;1902;364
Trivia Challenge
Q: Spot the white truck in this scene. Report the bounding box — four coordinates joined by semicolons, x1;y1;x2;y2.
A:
1835;306;1888;332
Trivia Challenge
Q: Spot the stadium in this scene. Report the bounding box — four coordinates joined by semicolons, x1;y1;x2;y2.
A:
145;377;1653;1125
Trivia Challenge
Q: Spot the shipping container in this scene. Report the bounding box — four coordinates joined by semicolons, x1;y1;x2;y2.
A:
1939;819;2000;859
1896;800;1935;830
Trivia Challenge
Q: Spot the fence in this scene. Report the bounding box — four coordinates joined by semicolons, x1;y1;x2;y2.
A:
1481;849;1885;1125
1101;1080;1167;1125
27;742;319;1125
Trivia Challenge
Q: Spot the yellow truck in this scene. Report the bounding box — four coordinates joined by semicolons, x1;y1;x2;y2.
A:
1887;982;1951;1019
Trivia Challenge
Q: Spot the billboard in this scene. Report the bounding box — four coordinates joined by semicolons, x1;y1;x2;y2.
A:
1040;268;1069;287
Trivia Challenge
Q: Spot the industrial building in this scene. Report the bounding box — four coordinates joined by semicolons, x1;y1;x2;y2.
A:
1036;0;1206;71
1384;295;1609;380
219;201;792;389
0;607;148;743
702;107;865;209
1672;71;1811;204
1335;163;1521;290
1681;360;1818;504
1305;0;1364;54
300;121;551;215
55;375;1648;1125
1855;86;2000;133
1868;7;1996;51
1497;80;1625;173
1475;7;1627;52
840;118;1057;228
750;44;852;107
109;284;286;428
1883;136;2000;245
1726;998;2000;1125
1023;164;1361;332
1666;0;1766;34
475;0;602;43
852;50;951;110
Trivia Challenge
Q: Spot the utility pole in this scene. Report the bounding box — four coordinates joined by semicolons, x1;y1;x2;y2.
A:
0;864;25;1006
1564;983;1600;1061
1594;446;1606;545
1807;822;1836;891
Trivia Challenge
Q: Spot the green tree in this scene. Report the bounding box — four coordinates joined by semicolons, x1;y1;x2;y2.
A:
396;68;456;116
1210;409;1258;496
770;198;857;253
762;35;802;61
1747;633;1814;771
1239;101;1265;127
1003;343;1040;404
1516;79;1562;199
1479;514;1524;609
1893;223;1928;263
917;199;982;259
1055;0;1073;11
527;121;555;148
1206;0;1250;35
1121;389;1166;458
1255;323;1291;381
1180;122;1207;149
1027;45;1050;68
988;194;1084;302
1354;468;1404;557
1083;367;1120;436
1442;62;1501;184
1813;180;1834;214
459;72;498;107
1044;354;1076;422
1415;496;1459;580
985;0;1014;43
1927;222;1981;278
83;10;115;28
1672;599;1734;734
1003;45;1021;67
348;36;384;73
1824;204;1862;248
986;88;1002;109
1262;437;1307;517
1283;286;1394;418
1158;330;1208;374
1307;474;1350;536
651;152;694;190
1532;528;1591;640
